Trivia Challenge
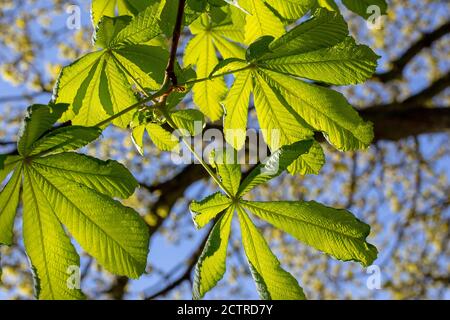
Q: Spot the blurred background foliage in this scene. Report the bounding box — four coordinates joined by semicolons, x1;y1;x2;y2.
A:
0;0;448;299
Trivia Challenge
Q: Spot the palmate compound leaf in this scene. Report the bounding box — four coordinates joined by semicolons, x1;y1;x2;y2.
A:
0;104;149;299
54;9;166;128
184;8;246;120
219;7;375;170
241;201;378;266
190;143;378;299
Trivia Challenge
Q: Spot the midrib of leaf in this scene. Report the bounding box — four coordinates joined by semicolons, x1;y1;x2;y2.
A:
110;52;146;94
226;70;252;123
237;208;264;280
243;201;368;240
28;165;141;266
24;167;56;299
254;73;308;146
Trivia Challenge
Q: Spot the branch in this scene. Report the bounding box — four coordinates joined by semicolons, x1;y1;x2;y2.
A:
361;106;450;141
374;21;450;82
165;0;186;86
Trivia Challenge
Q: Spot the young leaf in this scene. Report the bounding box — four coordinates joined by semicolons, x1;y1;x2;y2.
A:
237;140;313;196
242;200;378;266
112;45;168;91
146;123;180;152
237;206;306;300
171;109;205;136
193;206;234;299
190;192;232;229
287;141;325;175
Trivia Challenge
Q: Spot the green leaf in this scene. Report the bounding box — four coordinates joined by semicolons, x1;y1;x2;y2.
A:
242;200;378;266
109;3;161;46
287;140;325;175
0;156;21;183
0;166;22;245
239;0;285;44
31;153;138;198
28;126;102;156
113;45;168;91
259;37;380;85
209;58;248;77
252;71;314;150
185;31;227;120
342;0;388;19
237;206;306;300
18;104;69;157
55;44;167;128
212;149;242;196
246;35;274;62
94;16;132;49
91;0;152;27
102;54;139;127
146;123;180;152
171;109;205;136
28;157;149;279
238;140;313;196
223;69;253;150
193;206;234;299
264;0;316;20
1;104;150;299
258;69;374;151
23;167;85;300
190;192;232;229
268;8;348;55
185;11;245;120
